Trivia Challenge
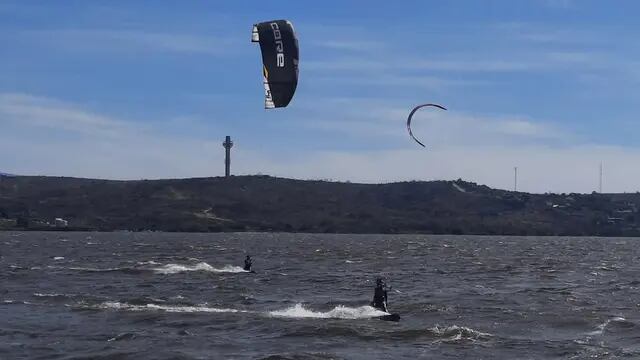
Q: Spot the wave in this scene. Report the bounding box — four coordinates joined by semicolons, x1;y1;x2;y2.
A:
66;266;143;275
2;299;33;305
107;332;136;342
428;324;492;343
34;293;110;305
136;260;159;265
259;352;343;360
269;303;387;320
121;296;167;305
589;316;635;335
152;262;247;275
33;292;71;298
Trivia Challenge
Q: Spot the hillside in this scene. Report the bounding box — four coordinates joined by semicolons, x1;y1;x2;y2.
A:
0;175;639;235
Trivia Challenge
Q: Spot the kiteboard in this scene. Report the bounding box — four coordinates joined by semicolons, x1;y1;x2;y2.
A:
378;313;400;322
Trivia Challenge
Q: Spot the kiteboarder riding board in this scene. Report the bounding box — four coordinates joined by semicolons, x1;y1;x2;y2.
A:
371;278;400;321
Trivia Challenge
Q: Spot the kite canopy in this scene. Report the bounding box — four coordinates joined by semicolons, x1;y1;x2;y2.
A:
252;20;299;109
406;103;447;147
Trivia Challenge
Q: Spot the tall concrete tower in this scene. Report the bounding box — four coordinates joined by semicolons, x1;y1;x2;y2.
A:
222;136;233;177
599;162;603;193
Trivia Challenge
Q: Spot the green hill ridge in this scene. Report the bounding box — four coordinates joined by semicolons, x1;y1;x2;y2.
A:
0;175;638;236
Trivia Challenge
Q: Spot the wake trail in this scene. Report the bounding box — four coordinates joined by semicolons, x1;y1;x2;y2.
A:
152;262;248;274
269;303;388;320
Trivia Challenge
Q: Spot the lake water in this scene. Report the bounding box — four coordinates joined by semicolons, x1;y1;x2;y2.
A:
2;232;640;359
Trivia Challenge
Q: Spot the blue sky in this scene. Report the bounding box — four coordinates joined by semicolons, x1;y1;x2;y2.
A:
2;0;640;193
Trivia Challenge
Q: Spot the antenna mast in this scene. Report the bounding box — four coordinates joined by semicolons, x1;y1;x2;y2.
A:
514;166;518;192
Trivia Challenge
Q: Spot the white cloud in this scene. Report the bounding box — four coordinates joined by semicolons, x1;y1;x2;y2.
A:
314;40;383;52
496;22;608;45
22;29;230;55
0;93;216;179
304;58;386;72
301;21;610;79
406;59;542;72
235;145;639;194
0;93;136;138
0;93;636;194
304;53;605;77
438;112;565;145
498;119;552;137
290;98;568;147
310;73;486;91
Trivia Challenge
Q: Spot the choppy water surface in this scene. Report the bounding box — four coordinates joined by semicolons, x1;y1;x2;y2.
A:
2;232;640;359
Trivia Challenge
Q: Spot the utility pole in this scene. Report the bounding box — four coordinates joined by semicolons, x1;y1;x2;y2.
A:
514;166;518;192
222;136;233;177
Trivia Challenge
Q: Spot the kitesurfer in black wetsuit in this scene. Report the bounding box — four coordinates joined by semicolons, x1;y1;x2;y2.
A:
371;278;388;312
243;255;252;272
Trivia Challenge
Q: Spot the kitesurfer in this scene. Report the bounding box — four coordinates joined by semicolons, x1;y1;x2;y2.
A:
371;278;388;312
243;255;253;272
